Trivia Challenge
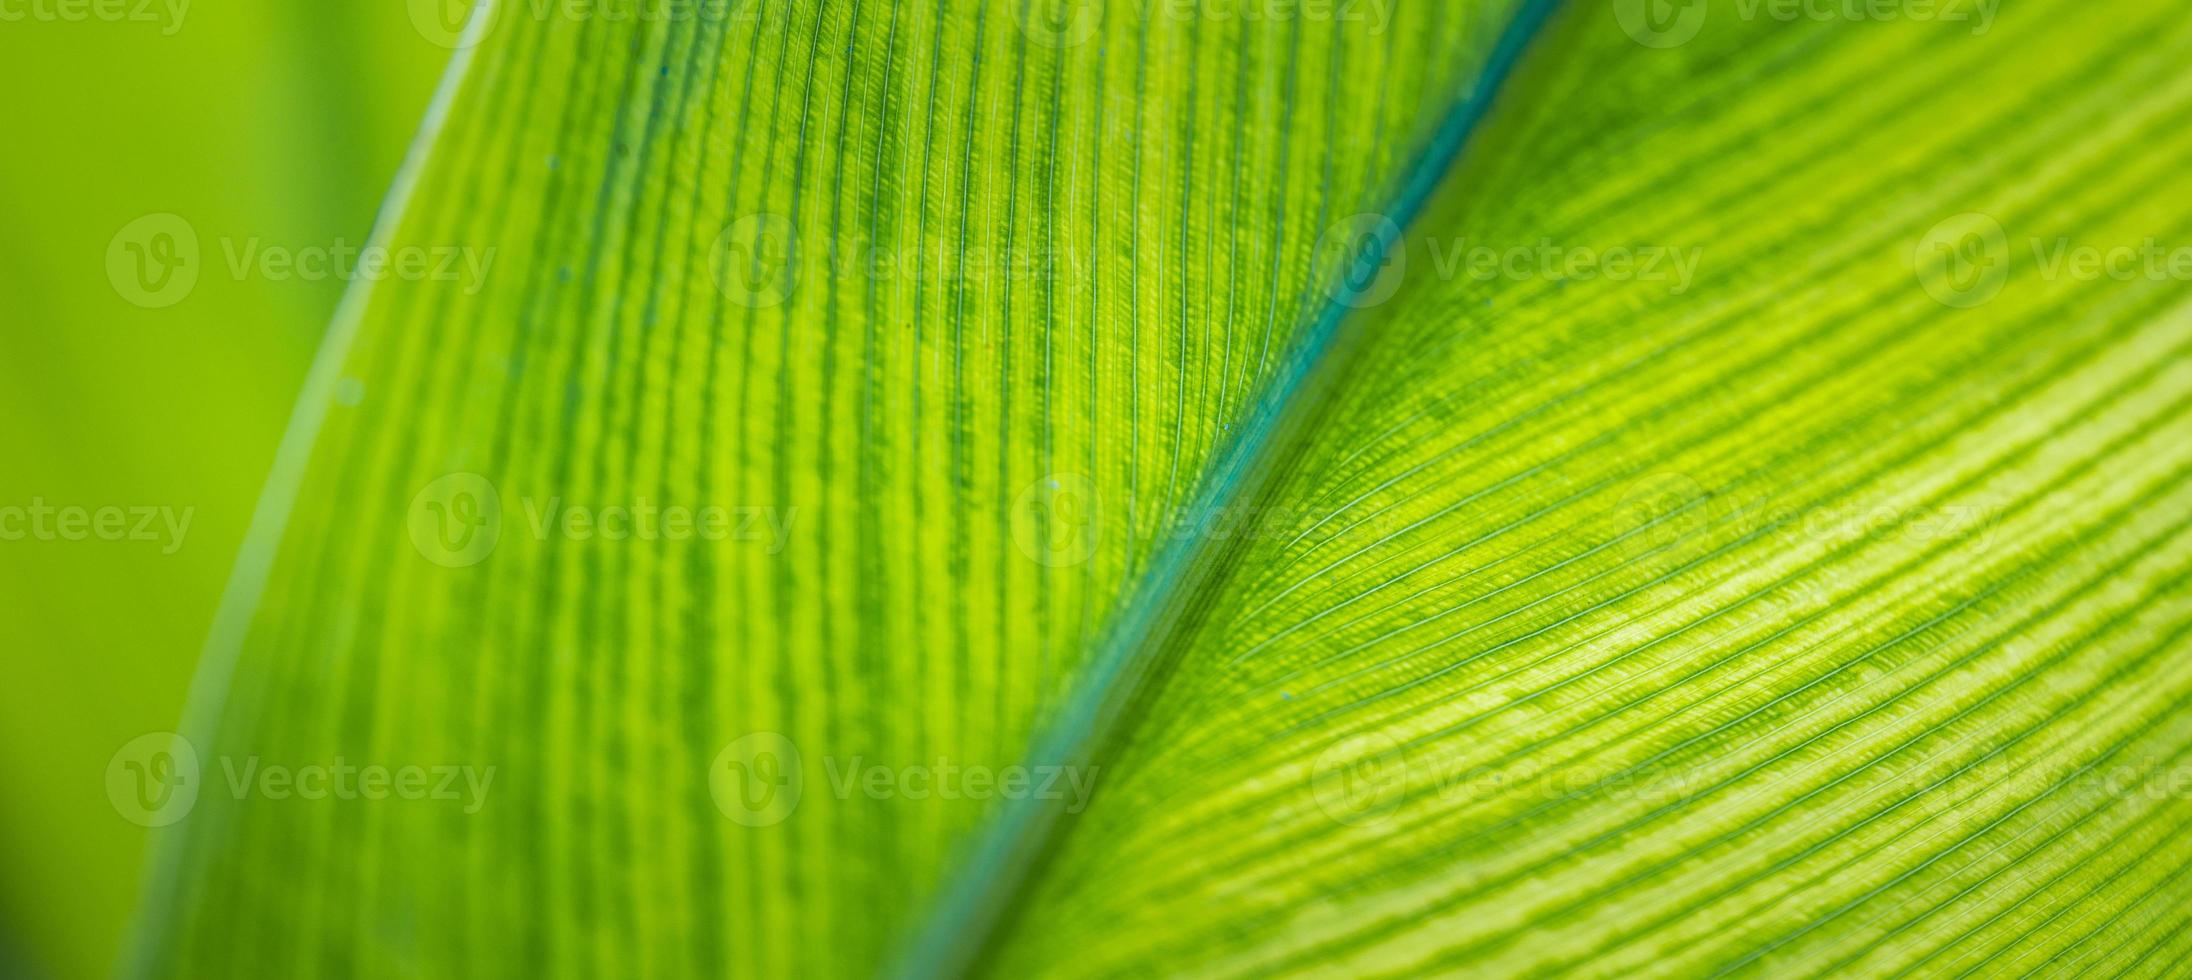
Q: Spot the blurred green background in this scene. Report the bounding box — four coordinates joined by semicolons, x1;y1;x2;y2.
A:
0;6;448;977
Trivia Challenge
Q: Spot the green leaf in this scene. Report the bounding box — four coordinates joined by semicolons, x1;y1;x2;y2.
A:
132;0;2192;976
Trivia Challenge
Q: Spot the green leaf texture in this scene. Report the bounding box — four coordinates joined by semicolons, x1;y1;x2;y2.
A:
135;0;2192;976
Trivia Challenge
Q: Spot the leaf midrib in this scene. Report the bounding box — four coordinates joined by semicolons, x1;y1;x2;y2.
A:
892;1;1570;974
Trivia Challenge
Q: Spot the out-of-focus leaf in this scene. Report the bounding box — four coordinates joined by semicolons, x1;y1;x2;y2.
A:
0;7;443;977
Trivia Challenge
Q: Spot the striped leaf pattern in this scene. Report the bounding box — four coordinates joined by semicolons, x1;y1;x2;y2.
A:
135;0;2192;976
